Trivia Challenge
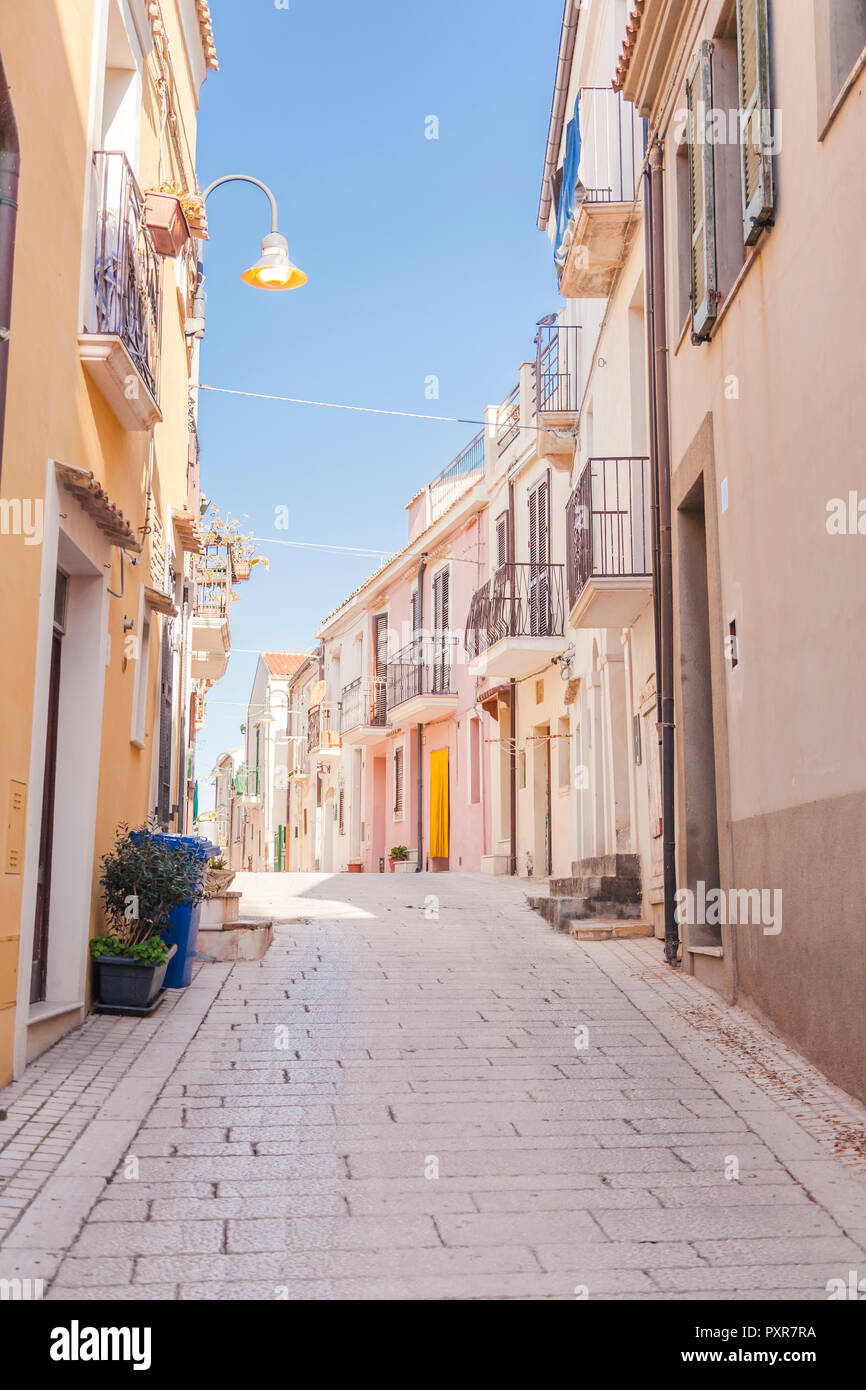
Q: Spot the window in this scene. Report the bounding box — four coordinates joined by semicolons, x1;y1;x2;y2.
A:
528;474;551;635
394;745;405;818
683;3;774;341
130;610;151;747
432;569;450;692
495;511;510;570
815;0;866;133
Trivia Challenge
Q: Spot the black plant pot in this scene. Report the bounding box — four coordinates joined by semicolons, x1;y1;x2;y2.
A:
93;944;177;1011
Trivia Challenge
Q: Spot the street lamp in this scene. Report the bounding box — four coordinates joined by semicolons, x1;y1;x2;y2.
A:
188;173;306;336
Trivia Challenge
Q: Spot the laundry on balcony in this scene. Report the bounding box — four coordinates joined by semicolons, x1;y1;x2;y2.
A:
554;94;585;273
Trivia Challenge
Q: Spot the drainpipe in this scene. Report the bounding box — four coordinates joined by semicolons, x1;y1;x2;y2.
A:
415;554;427;872
646;138;678;967
0;55;20;486
508;479;517;876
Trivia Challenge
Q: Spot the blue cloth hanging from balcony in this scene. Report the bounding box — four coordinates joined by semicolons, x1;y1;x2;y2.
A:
554;93;585;275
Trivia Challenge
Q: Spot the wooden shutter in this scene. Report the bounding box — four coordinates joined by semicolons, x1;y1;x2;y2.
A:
736;0;774;245
528;474;551;635
495;512;509;570
432;569;450;692
157;621;174;826
394;746;404;816
687;42;718;341
373;613;388;722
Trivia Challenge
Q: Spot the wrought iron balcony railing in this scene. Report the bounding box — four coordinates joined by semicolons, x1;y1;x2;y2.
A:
234;765;260;798
307;701;341;755
572;87;641;205
386;638;454;710
465;562;566;662
427;430;485;524
496;384;521;456
90;151;161;401
566;457;653;608
535;322;579;415
341;677;388;733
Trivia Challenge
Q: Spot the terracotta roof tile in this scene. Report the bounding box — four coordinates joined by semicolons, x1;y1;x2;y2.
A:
261;651;311;678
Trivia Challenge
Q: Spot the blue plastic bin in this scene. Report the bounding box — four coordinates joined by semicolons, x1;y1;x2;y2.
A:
130;832;213;989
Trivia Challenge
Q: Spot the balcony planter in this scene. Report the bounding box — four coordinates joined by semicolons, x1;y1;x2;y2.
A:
92;944;176;1014
144;192;190;257
230;553;251;582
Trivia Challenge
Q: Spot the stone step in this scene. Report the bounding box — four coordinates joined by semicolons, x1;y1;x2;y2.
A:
568;919;654;942
547;874;642;903
570;853;641;879
526;895;643;931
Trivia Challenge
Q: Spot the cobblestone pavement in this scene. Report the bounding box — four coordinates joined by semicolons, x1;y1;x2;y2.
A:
2;872;865;1301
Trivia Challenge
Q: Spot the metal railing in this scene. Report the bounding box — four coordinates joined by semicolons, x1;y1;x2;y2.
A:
575;88;642;204
234;765;260;798
341;677;389;732
386;638;454;710
496;384;521;456
90;151;161;401
307;702;341;754
566;457;652;608
193;544;229;618
535;322;579;415
465;562;566;661
428;430;485;523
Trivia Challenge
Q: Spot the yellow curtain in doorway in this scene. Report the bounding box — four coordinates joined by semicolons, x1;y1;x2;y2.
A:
429;748;449;859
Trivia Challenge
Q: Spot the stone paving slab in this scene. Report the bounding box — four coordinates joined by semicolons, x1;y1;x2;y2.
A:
3;870;866;1301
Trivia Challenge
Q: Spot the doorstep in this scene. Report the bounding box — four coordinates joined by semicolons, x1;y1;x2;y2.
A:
26;1002;86;1066
568;919;654;942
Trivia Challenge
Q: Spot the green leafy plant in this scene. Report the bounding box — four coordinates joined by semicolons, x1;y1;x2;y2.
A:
209;856;227;870
389;845;409;861
89;934;172;966
98;822;207;952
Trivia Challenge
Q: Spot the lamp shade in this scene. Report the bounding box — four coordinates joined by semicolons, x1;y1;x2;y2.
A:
241;231;307;290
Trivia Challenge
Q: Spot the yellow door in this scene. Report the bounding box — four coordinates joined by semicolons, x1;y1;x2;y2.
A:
429;748;449;859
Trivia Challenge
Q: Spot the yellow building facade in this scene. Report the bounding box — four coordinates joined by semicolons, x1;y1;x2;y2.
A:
0;0;218;1083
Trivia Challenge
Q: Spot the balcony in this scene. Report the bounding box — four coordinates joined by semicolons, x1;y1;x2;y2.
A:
555;89;643;298
234;765;260;805
535;322;579;427
566;457;653;629
428;430;485;525
307;702;342;760
340;677;390;747
78;152;162;429
190;545;230;680
465;563;566;679
495;383;521;458
386;639;458;726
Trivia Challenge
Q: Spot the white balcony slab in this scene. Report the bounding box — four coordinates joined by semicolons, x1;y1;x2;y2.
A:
387;693;459;727
568;575;653;630
78;332;162;430
468;637;564;681
342;722;391;748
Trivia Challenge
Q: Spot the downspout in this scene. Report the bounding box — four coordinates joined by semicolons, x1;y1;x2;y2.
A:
508;480;517;876
415;554;427;872
647;138;678;967
0;54;20;485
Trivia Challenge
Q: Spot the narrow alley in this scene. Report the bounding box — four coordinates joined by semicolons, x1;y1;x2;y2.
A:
2;874;865;1301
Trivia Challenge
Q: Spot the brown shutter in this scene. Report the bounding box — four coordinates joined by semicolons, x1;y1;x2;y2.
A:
394;746;404;816
736;0;774;245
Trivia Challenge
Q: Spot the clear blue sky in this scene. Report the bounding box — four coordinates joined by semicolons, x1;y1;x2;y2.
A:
194;0;563;807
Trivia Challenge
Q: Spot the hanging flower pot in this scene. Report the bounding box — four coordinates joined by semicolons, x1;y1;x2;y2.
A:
231;550;251;582
144;192;191;257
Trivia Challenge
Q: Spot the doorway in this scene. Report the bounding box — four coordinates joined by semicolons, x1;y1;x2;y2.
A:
678;475;722;948
31;571;68;1003
532;722;552;877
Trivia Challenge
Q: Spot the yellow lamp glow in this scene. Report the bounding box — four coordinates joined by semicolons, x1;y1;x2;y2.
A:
241;232;307;291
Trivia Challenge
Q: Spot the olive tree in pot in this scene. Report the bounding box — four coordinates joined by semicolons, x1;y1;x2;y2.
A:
90;824;207;1012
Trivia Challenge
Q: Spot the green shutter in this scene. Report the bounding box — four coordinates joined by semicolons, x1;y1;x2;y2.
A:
736;0;774;245
687;42;718;341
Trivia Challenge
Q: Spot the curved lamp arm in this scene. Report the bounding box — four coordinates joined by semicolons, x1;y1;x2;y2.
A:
200;174;280;234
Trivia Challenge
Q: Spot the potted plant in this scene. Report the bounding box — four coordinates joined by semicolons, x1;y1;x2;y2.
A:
388;845;409;873
90;823;207;1013
205;855;236;897
143;182;192;257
